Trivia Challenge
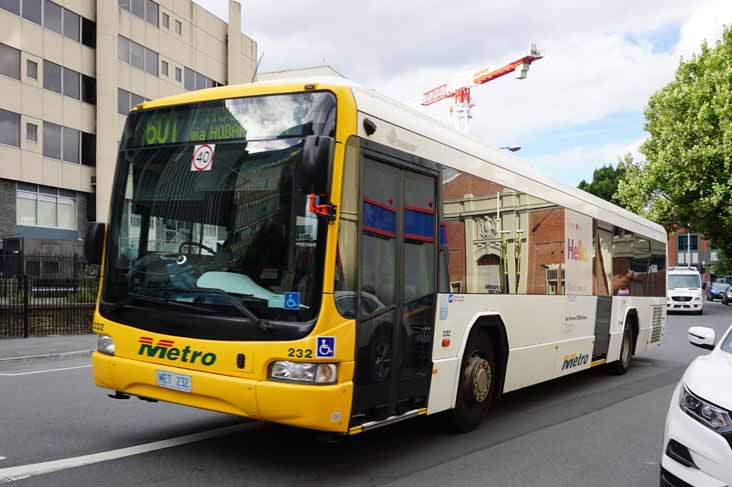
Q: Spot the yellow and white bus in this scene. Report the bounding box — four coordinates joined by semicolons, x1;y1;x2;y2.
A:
87;78;667;434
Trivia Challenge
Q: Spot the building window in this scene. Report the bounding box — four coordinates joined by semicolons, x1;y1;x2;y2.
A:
678;234;699;252
0;108;20;146
62;67;80;99
184;67;194;90
62;8;80;42
117;88;129;115
120;0;159;26
81;74;96;104
174;19;181;35
677;234;700;265
27;122;38;143
161;60;168;77
144;48;158;76
175;66;182;82
6;0;92;47
145;0;158;26
183;66;219;92
43;121;62;159
81;131;95;166
118;87;144;115
162;12;169;28
118;36;130;63
131;41;144;69
118;35;159;76
130;0;144;18
0;0;20;15
42;60;92;101
81;17;96;48
26;59;38;80
22;0;42;25
62;126;79;163
43;60;62;93
0;43;20;80
17;184;77;230
131;92;144;108
43;0;63;34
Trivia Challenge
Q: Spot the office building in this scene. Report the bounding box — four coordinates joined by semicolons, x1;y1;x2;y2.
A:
0;0;257;253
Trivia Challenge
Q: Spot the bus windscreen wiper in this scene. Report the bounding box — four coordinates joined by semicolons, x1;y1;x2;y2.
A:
159;287;272;332
119;292;209;315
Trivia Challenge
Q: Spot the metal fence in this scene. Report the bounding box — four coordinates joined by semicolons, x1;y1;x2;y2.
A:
0;253;99;338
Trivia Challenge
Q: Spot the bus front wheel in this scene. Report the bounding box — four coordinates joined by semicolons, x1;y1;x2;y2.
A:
450;333;496;433
608;325;633;375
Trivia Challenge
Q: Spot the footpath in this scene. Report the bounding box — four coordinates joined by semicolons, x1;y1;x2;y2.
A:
0;334;95;364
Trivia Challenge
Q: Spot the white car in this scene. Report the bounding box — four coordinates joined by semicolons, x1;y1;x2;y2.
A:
667;266;704;315
661;325;732;486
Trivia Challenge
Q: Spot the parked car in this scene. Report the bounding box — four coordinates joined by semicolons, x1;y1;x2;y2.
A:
723;287;732;306
661;324;732;486
707;282;730;301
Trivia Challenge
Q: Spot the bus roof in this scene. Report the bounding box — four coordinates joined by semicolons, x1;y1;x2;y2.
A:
136;77;666;242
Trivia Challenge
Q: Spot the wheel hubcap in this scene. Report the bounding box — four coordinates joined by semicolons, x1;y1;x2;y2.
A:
466;355;492;403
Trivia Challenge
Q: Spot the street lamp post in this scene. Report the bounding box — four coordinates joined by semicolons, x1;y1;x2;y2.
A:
500;146;521;152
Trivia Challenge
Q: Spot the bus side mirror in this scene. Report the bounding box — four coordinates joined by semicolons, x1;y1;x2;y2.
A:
84;222;106;265
298;135;335;196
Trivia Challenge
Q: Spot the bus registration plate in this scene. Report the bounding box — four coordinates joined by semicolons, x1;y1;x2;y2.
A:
156;370;192;393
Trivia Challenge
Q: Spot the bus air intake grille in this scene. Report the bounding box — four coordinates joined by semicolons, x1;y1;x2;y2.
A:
650;306;664;343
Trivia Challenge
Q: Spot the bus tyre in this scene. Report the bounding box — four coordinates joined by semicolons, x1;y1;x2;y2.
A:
609;325;633;375
450;334;496;433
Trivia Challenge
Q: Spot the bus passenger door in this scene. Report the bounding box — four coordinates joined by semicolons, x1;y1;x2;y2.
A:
352;156;438;424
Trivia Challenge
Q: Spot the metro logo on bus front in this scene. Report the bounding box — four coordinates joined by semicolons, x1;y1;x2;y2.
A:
561;352;589;370
137;337;217;366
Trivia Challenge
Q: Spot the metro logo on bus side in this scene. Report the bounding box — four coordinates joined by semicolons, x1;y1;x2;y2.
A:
561;352;589;370
137;337;217;366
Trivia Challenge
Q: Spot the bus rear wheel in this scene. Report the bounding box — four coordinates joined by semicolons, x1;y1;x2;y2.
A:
450;333;496;433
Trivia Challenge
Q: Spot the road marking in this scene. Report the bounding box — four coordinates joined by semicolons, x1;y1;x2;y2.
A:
0;365;91;377
0;350;91;363
0;423;249;483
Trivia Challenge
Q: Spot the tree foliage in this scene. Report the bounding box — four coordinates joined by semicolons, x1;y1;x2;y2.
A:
577;161;626;205
711;249;732;276
617;27;732;255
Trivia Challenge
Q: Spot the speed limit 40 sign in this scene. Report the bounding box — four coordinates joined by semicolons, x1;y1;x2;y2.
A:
191;144;215;171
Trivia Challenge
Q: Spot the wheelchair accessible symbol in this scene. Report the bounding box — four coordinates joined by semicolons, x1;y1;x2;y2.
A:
284;292;300;309
317;336;336;358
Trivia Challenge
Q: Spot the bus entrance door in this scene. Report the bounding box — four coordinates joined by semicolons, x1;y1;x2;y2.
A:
351;155;438;425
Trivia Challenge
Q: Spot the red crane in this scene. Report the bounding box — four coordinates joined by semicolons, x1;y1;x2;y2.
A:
420;45;543;133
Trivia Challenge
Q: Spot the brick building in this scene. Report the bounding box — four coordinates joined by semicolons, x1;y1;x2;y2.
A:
667;227;720;282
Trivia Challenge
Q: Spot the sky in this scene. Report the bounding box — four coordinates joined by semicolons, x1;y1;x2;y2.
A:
196;0;732;186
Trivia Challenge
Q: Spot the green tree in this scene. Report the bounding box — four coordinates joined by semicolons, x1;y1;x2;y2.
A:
577;161;626;205
712;249;732;276
617;27;732;255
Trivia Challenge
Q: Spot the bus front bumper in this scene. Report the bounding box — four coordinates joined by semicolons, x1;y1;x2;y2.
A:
92;352;353;433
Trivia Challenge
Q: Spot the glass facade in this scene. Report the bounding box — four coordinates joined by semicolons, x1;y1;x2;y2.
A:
16;183;77;229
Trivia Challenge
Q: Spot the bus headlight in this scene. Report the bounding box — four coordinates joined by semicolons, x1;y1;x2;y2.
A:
269;361;337;384
97;334;115;356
